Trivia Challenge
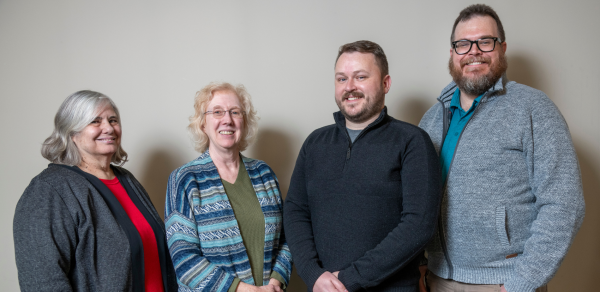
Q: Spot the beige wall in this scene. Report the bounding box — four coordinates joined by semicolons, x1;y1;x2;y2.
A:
1;0;598;291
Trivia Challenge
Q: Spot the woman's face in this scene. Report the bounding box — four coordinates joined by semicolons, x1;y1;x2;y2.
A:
203;90;244;154
72;106;121;164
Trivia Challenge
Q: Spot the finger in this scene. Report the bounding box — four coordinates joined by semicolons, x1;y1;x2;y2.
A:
330;278;347;292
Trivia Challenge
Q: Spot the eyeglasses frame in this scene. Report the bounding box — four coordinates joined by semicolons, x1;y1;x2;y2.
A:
204;108;246;119
451;37;502;55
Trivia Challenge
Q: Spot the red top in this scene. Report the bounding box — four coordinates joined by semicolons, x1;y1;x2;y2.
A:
100;177;164;292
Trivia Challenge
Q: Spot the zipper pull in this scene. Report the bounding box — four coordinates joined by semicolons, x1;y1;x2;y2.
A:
346;147;351;160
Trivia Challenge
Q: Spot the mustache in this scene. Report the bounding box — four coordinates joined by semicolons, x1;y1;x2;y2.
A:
342;91;365;99
460;56;491;66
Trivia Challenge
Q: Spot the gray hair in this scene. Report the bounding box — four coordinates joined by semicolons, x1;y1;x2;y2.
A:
41;90;128;166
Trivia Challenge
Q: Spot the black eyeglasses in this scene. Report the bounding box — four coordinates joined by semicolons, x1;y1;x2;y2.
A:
204;108;245;119
452;37;501;55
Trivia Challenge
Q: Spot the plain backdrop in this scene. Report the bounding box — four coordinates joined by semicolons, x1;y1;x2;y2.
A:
1;1;598;291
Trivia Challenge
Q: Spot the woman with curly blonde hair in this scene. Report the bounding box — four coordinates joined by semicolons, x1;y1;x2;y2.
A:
165;82;292;292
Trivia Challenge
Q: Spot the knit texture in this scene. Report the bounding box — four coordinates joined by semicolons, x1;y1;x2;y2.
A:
419;77;585;292
165;151;292;291
284;108;442;292
13;164;178;292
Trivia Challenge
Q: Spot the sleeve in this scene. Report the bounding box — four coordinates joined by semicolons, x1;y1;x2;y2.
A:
283;141;328;289
164;169;236;290
337;130;443;292
503;96;585;292
270;170;293;286
13;178;77;292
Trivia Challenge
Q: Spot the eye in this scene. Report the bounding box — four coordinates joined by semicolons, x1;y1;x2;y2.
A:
479;39;492;46
357;76;366;80
231;109;241;116
213;110;223;115
109;118;119;124
457;41;470;48
338;77;347;82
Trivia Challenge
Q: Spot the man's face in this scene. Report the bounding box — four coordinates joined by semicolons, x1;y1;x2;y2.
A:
334;52;390;124
449;15;508;96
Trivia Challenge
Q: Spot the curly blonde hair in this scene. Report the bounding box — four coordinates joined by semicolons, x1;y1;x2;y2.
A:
188;82;259;153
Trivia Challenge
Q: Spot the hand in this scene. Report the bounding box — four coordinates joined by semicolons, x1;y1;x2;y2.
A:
418;265;427;292
237;282;282;292
500;285;508;292
313;271;347;292
268;278;282;288
332;271;339;278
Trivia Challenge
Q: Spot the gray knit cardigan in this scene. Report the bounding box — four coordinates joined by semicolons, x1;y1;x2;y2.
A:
13;164;178;291
418;77;585;292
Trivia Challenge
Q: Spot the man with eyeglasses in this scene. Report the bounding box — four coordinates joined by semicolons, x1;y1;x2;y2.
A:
418;4;584;292
284;40;442;292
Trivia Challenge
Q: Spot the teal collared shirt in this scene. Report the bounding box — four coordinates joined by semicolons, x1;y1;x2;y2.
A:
440;89;483;185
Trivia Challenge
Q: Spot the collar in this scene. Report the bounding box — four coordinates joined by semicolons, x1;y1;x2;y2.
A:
333;106;388;131
449;88;484;112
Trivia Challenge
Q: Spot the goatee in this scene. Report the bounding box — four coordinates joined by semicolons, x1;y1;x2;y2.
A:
336;90;385;124
449;53;508;96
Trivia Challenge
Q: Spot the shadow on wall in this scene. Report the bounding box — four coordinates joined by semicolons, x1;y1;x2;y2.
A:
506;53;542;90
548;142;600;291
250;128;296;199
249;128;308;292
137;148;188;220
393;96;432;126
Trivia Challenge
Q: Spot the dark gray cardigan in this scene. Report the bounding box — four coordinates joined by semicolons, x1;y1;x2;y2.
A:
13;164;178;292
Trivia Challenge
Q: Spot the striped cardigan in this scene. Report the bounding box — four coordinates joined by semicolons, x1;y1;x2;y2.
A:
165;151;292;291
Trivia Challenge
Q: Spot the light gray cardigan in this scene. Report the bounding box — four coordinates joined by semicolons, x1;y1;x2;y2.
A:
418;77;584;292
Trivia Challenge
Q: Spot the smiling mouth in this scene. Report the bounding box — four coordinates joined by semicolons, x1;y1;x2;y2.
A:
467;61;484;65
97;138;116;142
219;131;234;135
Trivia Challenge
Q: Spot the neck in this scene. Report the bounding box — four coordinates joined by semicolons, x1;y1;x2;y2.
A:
459;89;478;111
78;156;114;180
345;109;382;130
209;146;240;169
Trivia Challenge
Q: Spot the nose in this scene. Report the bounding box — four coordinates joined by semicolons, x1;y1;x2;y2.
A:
100;119;115;134
220;111;233;124
345;78;357;92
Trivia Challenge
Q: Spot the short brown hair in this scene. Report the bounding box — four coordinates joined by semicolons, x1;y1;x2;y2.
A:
336;40;389;77
451;4;506;44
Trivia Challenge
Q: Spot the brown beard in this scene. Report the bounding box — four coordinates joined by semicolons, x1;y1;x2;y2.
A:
336;88;385;124
449;53;508;96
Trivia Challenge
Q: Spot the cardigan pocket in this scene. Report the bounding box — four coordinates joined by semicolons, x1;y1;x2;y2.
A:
495;206;510;246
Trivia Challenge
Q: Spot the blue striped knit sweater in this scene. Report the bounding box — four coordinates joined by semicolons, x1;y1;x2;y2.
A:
165;151;292;291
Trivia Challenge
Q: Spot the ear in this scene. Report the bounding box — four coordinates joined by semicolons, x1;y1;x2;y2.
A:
383;75;392;94
501;41;507;54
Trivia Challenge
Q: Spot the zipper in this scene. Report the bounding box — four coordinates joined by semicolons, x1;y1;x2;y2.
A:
437;96;483;279
342;119;377;171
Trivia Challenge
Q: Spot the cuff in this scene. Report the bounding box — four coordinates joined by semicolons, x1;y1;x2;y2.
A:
337;269;362;292
271;271;287;289
503;273;539;292
228;278;241;292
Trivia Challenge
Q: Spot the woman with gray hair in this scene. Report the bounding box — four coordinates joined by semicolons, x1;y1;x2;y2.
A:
164;82;292;292
13;90;177;292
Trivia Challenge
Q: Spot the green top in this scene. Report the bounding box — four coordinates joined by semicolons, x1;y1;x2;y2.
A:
223;163;286;292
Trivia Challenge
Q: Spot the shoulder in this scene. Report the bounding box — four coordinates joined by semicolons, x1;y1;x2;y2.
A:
386;116;434;141
169;153;216;182
304;124;338;143
16;165;88;214
242;156;277;177
34;164;88;190
504;81;554;106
